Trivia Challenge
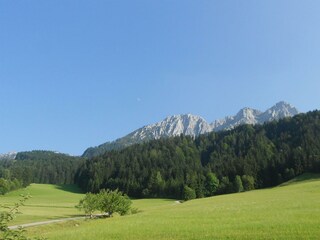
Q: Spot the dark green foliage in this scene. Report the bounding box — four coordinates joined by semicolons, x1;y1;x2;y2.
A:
284;168;295;181
205;172;219;196
77;136;203;199
241;175;255;191
183;186;196;201
218;176;233;194
147;171;165;197
234;175;244;192
77;111;320;199
0;178;22;195
0;151;84;187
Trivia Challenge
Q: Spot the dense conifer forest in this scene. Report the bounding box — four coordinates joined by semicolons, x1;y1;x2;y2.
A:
0;151;84;191
1;111;320;199
77;110;320;198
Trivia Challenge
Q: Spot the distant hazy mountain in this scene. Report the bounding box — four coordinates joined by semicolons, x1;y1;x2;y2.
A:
82;101;299;158
0;151;17;160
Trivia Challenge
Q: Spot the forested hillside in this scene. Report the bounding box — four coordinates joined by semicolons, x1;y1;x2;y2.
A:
76;111;320;199
0;151;84;188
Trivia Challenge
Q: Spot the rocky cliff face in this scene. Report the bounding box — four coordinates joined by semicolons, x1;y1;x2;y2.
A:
211;101;299;131
129;114;211;140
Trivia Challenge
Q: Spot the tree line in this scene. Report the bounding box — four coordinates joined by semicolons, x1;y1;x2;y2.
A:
0;151;84;189
76;111;320;199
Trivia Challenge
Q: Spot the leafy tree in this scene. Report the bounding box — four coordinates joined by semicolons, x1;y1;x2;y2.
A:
218;176;232;194
0;178;9;195
0;178;22;195
241;175;255;191
284;168;295;181
205;172;219;196
76;193;98;218
76;189;132;217
148;171;165;197
183;186;196;201
98;189;132;216
234;175;244;192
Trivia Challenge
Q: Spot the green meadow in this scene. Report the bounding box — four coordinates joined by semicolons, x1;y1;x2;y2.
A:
0;184;84;225
1;174;320;239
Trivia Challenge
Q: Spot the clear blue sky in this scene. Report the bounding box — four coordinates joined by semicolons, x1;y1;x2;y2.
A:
1;0;320;155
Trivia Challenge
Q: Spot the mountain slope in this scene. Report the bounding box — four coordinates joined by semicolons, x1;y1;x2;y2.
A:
83;101;299;158
211;101;298;131
83;114;211;157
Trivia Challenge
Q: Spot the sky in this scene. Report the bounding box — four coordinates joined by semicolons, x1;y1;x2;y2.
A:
1;0;320;155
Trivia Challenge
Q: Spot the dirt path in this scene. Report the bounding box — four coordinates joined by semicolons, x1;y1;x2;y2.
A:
8;216;86;230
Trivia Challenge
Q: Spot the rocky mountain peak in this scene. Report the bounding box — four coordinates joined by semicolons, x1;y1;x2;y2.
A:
82;101;300;158
132;113;211;141
235;108;262;124
259;101;299;122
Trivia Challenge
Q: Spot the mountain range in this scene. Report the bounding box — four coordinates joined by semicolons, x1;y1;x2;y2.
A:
83;101;299;158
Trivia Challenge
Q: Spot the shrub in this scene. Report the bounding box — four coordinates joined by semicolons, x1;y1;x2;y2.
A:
234;175;244;192
183;186;196;201
241;175;255;191
205;172;219;196
98;189;132;216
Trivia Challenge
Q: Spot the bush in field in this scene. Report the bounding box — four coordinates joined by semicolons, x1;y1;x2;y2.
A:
205;172;219;196
241;175;255;191
98;189;132;216
77;189;132;218
234;175;244;192
183;186;196;201
218;176;233;194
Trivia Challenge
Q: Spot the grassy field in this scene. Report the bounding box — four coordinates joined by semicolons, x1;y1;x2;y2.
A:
2;174;320;239
23;173;320;240
0;184;85;225
0;184;174;225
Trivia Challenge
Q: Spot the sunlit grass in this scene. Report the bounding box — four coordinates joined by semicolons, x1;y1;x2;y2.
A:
0;184;84;225
24;174;320;239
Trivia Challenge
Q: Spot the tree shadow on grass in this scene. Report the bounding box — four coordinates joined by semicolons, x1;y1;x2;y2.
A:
280;173;320;187
53;184;85;194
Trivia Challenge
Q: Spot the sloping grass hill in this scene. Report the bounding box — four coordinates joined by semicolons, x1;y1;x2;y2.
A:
27;173;320;240
0;184;84;225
